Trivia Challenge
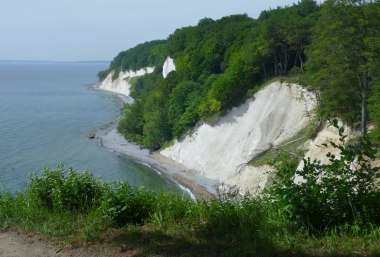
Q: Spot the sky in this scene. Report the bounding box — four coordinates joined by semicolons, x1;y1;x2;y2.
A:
0;0;311;62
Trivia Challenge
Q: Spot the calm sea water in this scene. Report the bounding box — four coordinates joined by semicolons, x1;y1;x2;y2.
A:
0;61;177;192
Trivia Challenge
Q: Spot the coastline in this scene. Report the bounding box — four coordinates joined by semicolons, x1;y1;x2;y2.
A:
99;128;217;200
95;82;217;200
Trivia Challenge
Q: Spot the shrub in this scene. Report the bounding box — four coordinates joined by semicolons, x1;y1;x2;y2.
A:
153;192;193;223
27;165;107;213
269;120;380;230
55;169;107;212
100;182;157;226
0;193;14;226
27;166;65;210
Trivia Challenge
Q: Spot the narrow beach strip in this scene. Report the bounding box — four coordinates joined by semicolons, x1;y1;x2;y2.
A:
100;128;216;200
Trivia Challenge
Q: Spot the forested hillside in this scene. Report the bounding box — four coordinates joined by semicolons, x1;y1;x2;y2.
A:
99;0;380;149
97;40;168;81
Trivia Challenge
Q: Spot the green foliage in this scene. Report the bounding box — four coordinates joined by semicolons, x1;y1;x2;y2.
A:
1;165;379;255
118;100;144;144
27;165;107;213
130;69;165;99
368;10;380;143
304;0;380;134
168;80;202;137
100;182;157;226
111;40;168;72
259;0;319;76
97;40;168;80
249;123;318;167
142;110;171;149
96;69;110;81
117;6;319;148
141;89;172;149
205;42;268;114
108;0;379;151
369;77;380;143
269;120;380;230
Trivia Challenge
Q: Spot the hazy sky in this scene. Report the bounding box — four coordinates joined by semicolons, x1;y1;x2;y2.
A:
0;0;309;61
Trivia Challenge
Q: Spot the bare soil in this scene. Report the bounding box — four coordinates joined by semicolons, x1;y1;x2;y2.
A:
0;230;125;257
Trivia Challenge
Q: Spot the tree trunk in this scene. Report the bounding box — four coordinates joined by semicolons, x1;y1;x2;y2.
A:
360;72;368;136
361;90;367;135
262;63;267;80
274;55;278;76
298;47;304;73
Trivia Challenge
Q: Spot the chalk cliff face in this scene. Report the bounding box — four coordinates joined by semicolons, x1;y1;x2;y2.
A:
162;57;176;79
99;56;176;96
98;67;155;96
293;121;357;185
161;82;316;194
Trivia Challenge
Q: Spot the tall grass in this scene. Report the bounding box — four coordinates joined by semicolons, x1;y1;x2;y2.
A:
0;165;379;256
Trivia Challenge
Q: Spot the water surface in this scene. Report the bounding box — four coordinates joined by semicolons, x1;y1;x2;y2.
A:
0;61;177;192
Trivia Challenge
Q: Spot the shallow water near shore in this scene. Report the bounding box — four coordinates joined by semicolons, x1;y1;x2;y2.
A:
0;61;179;192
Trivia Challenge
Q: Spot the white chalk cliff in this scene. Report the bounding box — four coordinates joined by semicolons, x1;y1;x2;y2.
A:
293;121;356;185
99;56;176;96
98;67;155;96
161;82;317;194
162;57;176;78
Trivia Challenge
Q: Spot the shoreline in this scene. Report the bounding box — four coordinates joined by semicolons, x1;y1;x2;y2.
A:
95;84;217;200
99;128;217;200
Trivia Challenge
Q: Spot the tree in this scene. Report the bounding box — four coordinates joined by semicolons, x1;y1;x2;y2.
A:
142;90;171;149
366;0;380;143
259;1;318;76
98;40;168;80
305;0;380;135
118;101;144;143
168;81;202;137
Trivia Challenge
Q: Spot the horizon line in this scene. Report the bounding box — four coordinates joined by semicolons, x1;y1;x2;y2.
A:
0;59;110;63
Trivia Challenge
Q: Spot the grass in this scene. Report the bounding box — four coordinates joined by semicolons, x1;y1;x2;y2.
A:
249;121;320;167
0;166;379;256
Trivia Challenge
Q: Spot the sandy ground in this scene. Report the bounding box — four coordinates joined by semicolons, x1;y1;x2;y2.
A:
0;230;123;257
100;129;217;200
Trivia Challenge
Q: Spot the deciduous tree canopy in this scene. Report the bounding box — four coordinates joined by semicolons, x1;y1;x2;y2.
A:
99;0;380;149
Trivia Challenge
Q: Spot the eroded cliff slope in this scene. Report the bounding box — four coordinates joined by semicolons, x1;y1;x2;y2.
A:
161;81;316;194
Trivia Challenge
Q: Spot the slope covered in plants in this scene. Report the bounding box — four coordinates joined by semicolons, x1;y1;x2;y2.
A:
99;0;380;150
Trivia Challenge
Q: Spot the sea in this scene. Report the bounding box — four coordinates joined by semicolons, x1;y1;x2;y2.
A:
0;61;178;192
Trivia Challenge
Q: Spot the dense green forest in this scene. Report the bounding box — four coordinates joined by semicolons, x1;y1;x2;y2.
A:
98;0;380;149
97;40;168;81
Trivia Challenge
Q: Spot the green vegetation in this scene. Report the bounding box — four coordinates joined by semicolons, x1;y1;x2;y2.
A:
269;120;380;230
97;40;168;80
249;121;320;167
89;3;380;252
102;0;321;148
100;0;380;150
303;0;380;137
1;127;379;256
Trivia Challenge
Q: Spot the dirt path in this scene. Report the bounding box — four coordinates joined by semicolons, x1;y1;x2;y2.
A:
0;230;122;257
